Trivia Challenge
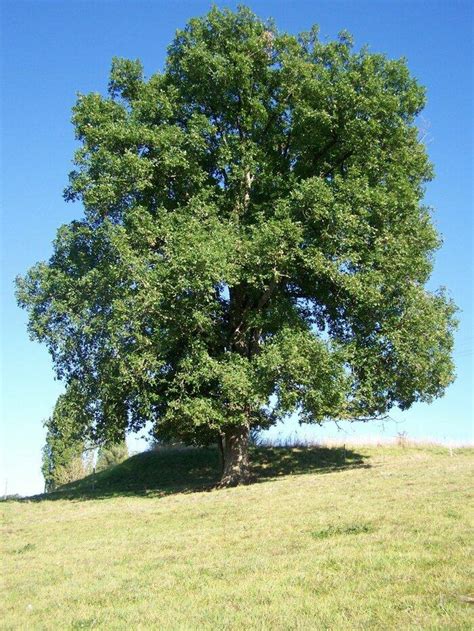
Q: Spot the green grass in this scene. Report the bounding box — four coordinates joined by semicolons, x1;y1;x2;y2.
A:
2;444;473;629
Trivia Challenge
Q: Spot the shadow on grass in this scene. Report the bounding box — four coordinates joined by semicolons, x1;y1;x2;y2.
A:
23;445;369;502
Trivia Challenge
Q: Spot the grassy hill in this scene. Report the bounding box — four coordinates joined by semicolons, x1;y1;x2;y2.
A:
2;444;473;629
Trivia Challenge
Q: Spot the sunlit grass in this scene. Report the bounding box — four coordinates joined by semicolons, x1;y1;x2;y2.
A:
2;444;473;629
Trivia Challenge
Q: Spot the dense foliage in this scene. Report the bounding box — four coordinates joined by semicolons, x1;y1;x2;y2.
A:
18;7;456;483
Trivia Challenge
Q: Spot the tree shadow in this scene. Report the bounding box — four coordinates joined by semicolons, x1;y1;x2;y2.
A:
21;445;369;502
252;445;369;481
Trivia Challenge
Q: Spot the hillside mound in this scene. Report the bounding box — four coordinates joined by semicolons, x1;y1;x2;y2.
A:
39;444;366;500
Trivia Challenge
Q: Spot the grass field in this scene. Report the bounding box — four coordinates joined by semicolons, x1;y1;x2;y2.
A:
2;444;473;629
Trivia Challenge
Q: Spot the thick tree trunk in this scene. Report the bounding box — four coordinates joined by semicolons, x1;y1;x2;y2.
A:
219;425;252;487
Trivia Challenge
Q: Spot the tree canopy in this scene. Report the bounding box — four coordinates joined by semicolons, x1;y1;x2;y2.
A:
17;7;457;485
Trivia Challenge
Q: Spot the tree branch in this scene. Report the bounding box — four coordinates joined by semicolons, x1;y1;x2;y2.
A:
322;149;354;179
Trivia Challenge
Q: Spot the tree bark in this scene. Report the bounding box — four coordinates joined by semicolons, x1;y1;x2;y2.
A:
219;425;252;487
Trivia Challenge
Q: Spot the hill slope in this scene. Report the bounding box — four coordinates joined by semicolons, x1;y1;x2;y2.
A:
2;445;473;629
38;443;364;500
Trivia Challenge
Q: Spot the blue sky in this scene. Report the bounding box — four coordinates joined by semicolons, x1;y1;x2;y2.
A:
1;0;473;495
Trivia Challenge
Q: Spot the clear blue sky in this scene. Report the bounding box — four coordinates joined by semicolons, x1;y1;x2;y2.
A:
1;0;472;496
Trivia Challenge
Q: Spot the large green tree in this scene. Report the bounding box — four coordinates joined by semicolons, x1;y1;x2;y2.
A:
17;7;456;485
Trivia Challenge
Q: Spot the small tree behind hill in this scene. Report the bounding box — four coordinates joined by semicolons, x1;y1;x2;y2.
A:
42;387;88;492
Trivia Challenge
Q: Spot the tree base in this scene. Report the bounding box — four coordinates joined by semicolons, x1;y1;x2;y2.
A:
217;425;253;487
217;468;254;488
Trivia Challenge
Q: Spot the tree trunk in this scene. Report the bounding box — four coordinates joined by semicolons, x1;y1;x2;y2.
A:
217;433;224;474
219;425;253;487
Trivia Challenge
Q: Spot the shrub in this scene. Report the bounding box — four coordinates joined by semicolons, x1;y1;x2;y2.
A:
96;442;128;472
